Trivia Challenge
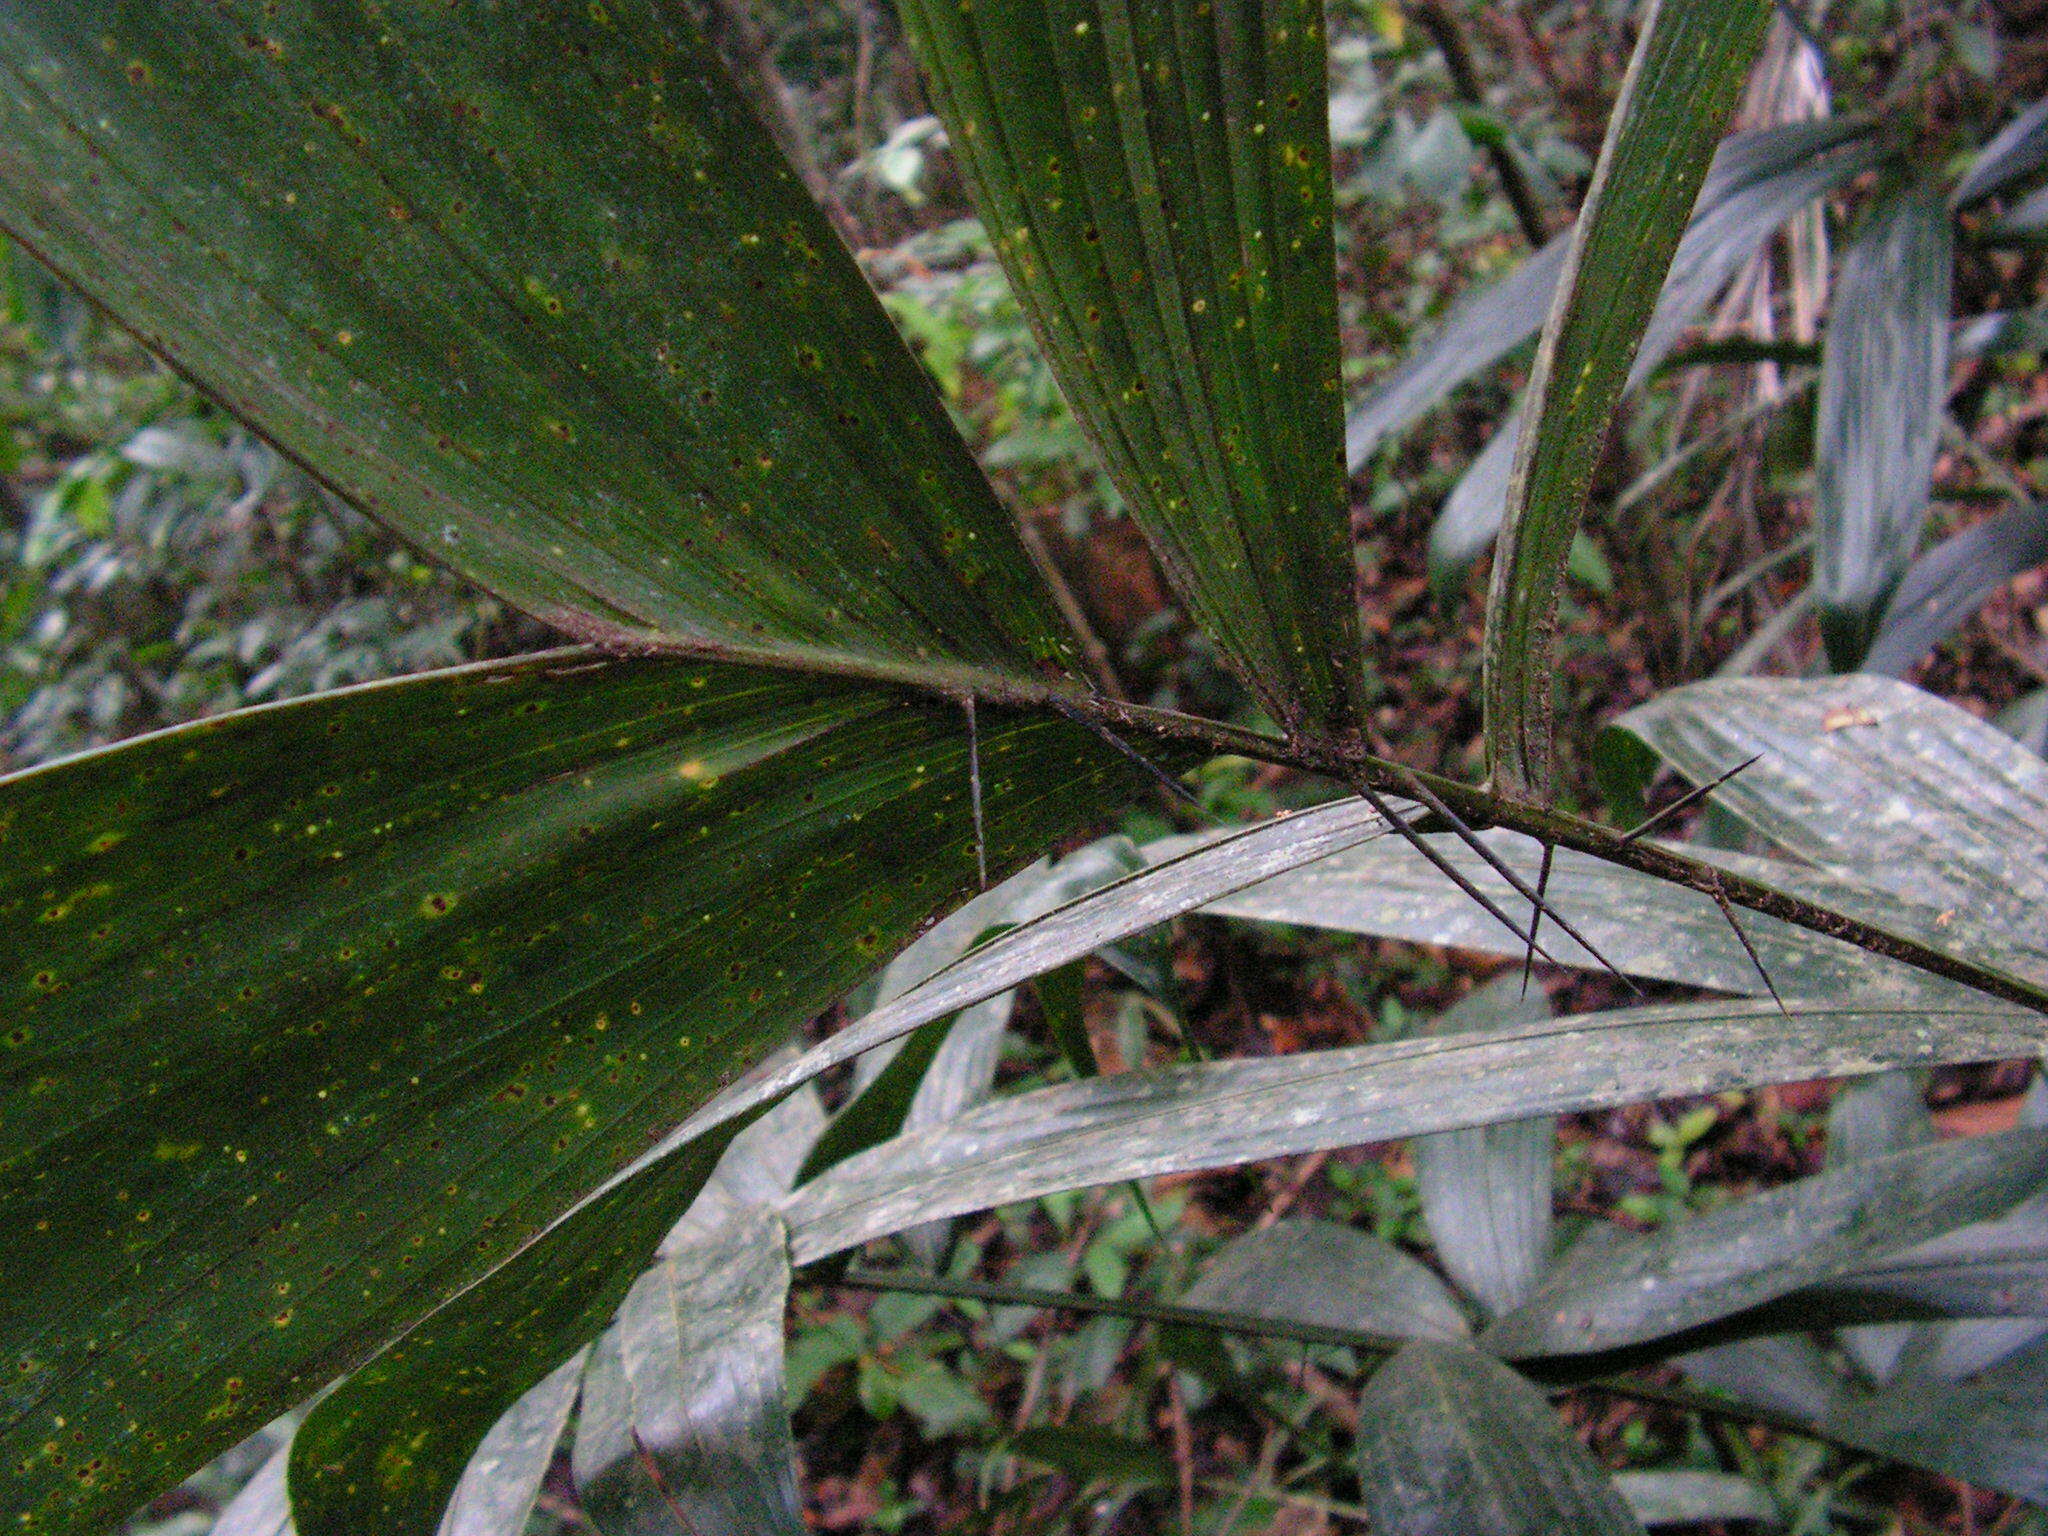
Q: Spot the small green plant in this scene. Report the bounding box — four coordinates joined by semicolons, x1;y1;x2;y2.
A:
2;4;2046;1535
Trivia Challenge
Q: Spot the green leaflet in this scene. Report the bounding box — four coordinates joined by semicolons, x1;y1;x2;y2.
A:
1813;178;1954;668
897;0;1366;741
1356;1342;1646;1536
1483;0;1772;795
295;1121;747;1536
0;653;1130;1533
0;1;1078;691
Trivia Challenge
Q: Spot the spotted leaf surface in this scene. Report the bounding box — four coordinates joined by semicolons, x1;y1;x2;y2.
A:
1483;0;1773;794
782;996;2046;1266
0;1;1078;690
292;1117;749;1536
0;652;1128;1532
898;0;1366;740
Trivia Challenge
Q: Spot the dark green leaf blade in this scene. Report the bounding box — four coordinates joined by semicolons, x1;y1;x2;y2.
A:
1185;1218;1470;1342
1865;501;2048;677
294;1113;746;1536
0;655;1128;1533
1483;0;1773;794
897;0;1366;739
1813;179;1955;668
0;1;1077;689
1412;979;1556;1317
1356;1341;1645;1536
1484;1128;2048;1359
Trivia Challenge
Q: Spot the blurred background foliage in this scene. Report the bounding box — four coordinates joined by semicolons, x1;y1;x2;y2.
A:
7;0;2043;1531
0;249;548;768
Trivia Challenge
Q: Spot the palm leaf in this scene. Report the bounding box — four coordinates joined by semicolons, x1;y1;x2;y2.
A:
1412;979;1556;1317
1153;825;1959;1001
0;0;1079;692
896;0;1366;738
1356;1342;1646;1536
1483;0;1773;794
1484;1128;2048;1359
1813;179;1954;667
0;657;1129;1532
781;998;2044;1266
1608;674;2048;970
570;1209;803;1536
1185;1219;1470;1343
1864;501;2048;677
